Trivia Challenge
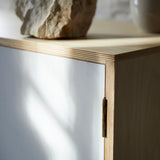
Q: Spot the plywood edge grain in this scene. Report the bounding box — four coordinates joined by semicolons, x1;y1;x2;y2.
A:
0;37;114;64
104;61;115;160
1;36;160;65
1;10;160;62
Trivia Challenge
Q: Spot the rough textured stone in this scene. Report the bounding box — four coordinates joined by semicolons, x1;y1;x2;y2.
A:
15;0;97;39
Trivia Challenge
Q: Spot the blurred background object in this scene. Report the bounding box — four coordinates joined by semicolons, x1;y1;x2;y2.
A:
0;0;131;21
96;0;131;21
130;0;160;33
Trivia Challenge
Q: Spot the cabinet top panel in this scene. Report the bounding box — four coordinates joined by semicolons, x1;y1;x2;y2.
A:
0;11;160;64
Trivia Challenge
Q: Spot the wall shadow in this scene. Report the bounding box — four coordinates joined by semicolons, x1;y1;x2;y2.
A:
0;46;105;160
0;47;48;160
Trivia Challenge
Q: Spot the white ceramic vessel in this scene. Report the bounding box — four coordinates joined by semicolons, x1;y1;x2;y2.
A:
130;0;160;33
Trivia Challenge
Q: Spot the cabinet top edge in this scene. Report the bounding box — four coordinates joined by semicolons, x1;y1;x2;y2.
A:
0;11;160;64
0;37;114;64
1;36;160;64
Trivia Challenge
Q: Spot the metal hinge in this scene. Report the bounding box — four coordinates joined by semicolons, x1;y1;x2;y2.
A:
102;97;107;138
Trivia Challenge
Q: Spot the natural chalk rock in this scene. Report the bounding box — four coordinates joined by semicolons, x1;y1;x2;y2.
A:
15;0;97;39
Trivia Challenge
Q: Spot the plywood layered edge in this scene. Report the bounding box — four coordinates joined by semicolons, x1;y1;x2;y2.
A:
0;37;114;64
104;61;115;160
1;37;160;65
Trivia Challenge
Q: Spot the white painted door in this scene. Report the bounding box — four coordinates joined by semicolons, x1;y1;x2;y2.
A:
0;46;105;160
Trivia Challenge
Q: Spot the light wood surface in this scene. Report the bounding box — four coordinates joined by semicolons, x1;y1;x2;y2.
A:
114;47;160;160
104;61;115;160
0;11;160;64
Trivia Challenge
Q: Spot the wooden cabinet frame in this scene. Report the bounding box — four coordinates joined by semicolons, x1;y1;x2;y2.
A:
1;18;160;160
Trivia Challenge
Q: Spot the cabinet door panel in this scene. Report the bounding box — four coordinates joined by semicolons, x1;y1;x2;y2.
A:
0;46;105;160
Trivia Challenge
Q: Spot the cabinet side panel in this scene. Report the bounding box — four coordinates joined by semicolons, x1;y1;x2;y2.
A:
114;50;160;160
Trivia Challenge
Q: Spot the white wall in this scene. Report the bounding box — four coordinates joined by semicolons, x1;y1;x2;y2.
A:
96;0;131;21
0;0;131;21
0;0;15;10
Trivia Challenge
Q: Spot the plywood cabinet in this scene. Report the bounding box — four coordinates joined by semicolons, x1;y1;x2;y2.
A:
1;11;160;160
